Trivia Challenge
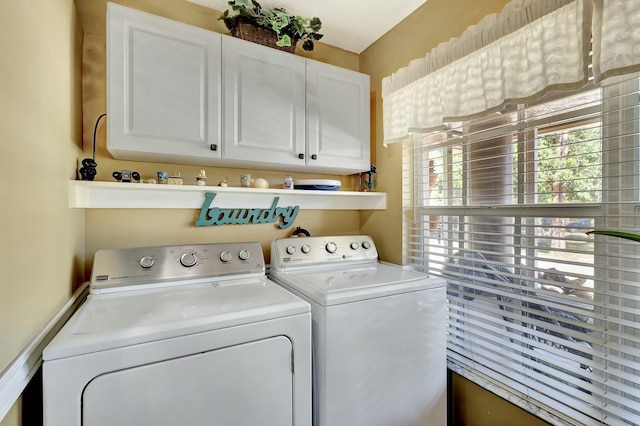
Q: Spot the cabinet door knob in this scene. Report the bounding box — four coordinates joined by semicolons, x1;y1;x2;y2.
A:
210;144;218;151
298;153;304;159
311;154;317;160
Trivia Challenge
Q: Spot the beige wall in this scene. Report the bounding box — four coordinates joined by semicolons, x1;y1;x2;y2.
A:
0;0;84;425
77;0;362;270
451;374;550;426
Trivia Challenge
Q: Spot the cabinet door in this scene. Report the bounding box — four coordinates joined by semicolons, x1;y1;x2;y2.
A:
107;4;221;165
222;36;306;168
307;61;370;174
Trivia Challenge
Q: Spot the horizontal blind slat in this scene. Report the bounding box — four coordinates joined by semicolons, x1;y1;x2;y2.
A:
404;73;640;425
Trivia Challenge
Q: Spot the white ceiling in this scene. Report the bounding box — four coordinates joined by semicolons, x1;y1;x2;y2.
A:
185;0;428;53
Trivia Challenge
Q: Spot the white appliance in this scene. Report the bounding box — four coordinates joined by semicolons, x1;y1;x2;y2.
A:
270;235;447;426
43;242;311;426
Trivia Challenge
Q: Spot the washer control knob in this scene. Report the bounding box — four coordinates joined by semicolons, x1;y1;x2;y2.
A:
325;242;337;254
301;244;311;254
238;249;250;261
140;256;155;268
362;241;371;250
180;252;197;267
350;242;359;250
220;251;232;263
286;245;296;255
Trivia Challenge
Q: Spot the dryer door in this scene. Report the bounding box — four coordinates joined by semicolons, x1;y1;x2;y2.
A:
82;336;293;426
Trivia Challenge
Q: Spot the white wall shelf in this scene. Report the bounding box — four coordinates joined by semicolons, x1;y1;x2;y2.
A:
69;181;386;210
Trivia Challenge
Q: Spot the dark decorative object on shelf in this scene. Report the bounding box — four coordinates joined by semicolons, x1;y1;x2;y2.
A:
219;0;323;52
79;113;106;181
361;165;377;192
112;170;140;183
78;158;97;181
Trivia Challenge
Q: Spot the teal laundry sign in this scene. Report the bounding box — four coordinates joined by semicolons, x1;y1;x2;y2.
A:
195;193;299;229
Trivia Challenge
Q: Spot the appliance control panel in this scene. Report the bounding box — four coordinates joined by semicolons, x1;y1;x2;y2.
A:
270;235;378;271
90;242;265;293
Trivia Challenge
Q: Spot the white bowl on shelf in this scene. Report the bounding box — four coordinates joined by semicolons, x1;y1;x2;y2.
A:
293;179;341;191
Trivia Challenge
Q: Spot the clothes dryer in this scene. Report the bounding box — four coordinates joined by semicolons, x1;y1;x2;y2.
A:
270;235;446;426
43;242;311;426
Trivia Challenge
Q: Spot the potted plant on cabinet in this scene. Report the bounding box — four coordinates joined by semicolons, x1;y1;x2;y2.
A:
219;0;323;53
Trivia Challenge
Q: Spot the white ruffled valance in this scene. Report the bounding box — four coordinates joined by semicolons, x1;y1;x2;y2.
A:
592;0;640;82
382;0;593;144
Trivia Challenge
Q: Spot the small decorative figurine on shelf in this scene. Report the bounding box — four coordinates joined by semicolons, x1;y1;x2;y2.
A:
196;169;207;186
218;177;228;187
112;169;140;183
362;165;377;192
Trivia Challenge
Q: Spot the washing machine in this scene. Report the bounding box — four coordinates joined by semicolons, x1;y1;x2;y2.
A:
43;242;311;426
270;235;446;426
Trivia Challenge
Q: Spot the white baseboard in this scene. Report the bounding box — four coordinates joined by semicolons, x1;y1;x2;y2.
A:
0;282;89;422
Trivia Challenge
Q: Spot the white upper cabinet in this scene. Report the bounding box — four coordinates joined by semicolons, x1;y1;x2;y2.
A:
106;4;370;174
107;3;222;165
222;36;306;169
306;61;370;174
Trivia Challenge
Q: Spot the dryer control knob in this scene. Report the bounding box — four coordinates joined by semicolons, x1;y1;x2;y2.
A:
238;249;250;261
180;252;197;267
286;245;296;255
362;241;371;250
140;256;155;268
220;251;232;263
325;242;337;254
350;242;359;250
301;244;311;254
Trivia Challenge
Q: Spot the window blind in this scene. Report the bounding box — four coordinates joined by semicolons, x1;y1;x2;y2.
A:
403;73;640;425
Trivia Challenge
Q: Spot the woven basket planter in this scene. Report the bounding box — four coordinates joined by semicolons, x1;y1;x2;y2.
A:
231;19;297;53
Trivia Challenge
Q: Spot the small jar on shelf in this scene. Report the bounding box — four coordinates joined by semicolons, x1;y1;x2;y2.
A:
283;175;294;189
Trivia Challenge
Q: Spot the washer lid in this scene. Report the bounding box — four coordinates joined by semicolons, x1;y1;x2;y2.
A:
43;277;309;360
270;262;444;306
